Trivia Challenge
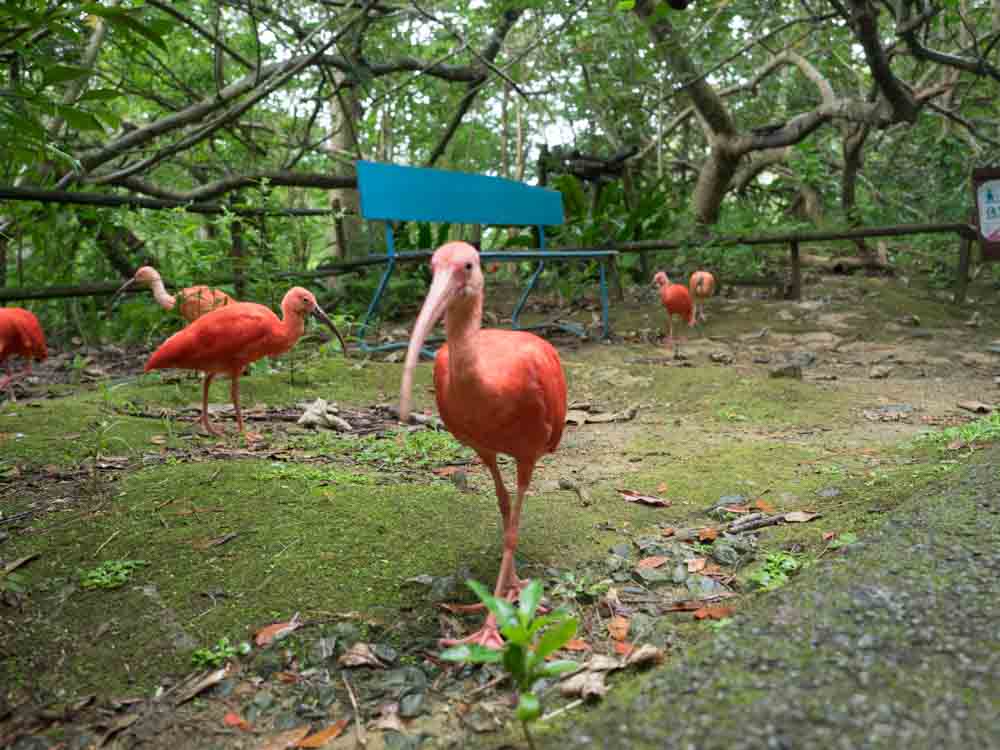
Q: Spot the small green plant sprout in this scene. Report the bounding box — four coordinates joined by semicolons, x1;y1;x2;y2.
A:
191;636;251;669
747;551;801;591
79;559;148;590
826;531;858;550
441;580;580;750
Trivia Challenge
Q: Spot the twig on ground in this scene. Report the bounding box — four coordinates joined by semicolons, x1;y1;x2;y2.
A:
342;673;367;747
540;698;584;723
93;529;120;557
467;674;509;698
727;513;785;534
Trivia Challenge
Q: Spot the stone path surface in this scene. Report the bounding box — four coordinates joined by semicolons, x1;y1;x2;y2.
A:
535;447;1000;750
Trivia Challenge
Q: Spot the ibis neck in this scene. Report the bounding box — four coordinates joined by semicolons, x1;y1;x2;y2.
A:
149;278;176;311
444;293;483;367
277;307;306;351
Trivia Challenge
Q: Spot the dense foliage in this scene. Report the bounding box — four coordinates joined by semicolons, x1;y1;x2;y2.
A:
1;1;997;341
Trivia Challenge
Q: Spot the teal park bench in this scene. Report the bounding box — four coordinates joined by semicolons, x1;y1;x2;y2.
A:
353;160;617;355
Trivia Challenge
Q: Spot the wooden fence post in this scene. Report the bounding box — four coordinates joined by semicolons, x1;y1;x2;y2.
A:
788;240;802;300
953;232;972;305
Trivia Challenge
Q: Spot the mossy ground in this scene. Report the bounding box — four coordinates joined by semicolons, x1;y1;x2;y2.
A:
1;270;999;748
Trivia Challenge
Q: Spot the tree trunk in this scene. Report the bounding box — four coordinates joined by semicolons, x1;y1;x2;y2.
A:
841;123;873;258
692;142;741;225
327;72;363;260
230;200;246;299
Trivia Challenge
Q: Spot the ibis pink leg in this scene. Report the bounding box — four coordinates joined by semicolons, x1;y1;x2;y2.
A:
200;373;224;436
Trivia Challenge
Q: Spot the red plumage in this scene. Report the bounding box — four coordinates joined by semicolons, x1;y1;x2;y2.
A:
400;242;567;649
0;308;48;398
661;282;694;325
145;287;344;436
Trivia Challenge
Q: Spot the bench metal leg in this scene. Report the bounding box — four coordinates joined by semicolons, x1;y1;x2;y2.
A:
511;260;545;330
356;258;437;359
356;257;396;346
600;260;611;340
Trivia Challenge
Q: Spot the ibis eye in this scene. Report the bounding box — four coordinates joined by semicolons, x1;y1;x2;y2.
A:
464;262;473;271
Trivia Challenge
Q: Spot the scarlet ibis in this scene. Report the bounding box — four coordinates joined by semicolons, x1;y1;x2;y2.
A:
0;308;47;399
144;287;347;436
114;266;235;323
689;270;717;323
399;242;567;649
653;271;694;351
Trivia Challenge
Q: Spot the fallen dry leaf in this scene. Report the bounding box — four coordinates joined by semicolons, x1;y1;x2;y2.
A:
563;639;592;652
957;400;992;414
661;527;675;538
613;641;635;657
822;531;836;541
784;511;820;524
754;499;776;513
296;719;349;747
618;489;670;507
559;670;608;699
686;557;707;573
698;527;719;542
370;704;405;733
193;532;239;550
223;712;252;731
701;562;724;577
637;556;669;570
337;642;384;668
173;667;228;706
258;726;310;750
2;553;39;576
693;606;735;621
625;644;665;668
607;615;630;641
274;671;300;684
255;614;302;647
664;601;705;613
723;505;750;513
432;466;463;477
150;435;168;445
656;482;668;494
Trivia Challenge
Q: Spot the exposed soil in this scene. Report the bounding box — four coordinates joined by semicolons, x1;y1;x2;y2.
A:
1;272;999;749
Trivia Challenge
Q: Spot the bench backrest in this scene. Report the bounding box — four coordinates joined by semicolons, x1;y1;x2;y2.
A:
356;160;564;230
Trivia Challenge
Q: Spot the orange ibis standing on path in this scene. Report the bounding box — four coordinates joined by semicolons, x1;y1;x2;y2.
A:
689;270;717;323
653;271;694;352
145;287;347;437
114;266;235;323
399;242;567;649
0;308;47;400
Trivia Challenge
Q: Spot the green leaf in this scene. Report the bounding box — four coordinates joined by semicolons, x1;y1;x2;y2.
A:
82;6;168;51
42;64;92;86
440;644;502;663
517;579;543;623
535;617;578;660
515;692;541;723
465;580;512;625
616;0;636;9
78;88;123;102
503;642;528;686
537;659;579;679
56;105;104;132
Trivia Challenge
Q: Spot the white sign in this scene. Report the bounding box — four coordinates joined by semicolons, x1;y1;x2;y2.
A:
978;179;1000;241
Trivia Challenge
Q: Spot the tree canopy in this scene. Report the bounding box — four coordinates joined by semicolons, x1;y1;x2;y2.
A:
1;0;997;307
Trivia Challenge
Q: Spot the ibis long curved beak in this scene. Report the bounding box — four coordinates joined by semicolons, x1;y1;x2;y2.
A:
312;304;349;357
399;267;456;423
108;277;136;311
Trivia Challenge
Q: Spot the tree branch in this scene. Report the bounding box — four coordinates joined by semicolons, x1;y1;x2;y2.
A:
109;172;356;202
425;8;523;167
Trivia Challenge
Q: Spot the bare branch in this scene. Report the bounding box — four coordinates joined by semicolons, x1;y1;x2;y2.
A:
111;171;356;202
146;0;254;70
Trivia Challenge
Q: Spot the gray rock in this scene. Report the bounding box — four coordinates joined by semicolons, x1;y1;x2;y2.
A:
770;363;803;379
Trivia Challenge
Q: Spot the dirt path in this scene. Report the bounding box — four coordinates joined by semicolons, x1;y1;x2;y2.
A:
1;274;999;749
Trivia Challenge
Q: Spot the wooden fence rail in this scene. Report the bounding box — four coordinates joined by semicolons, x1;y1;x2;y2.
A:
0;221;978;304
